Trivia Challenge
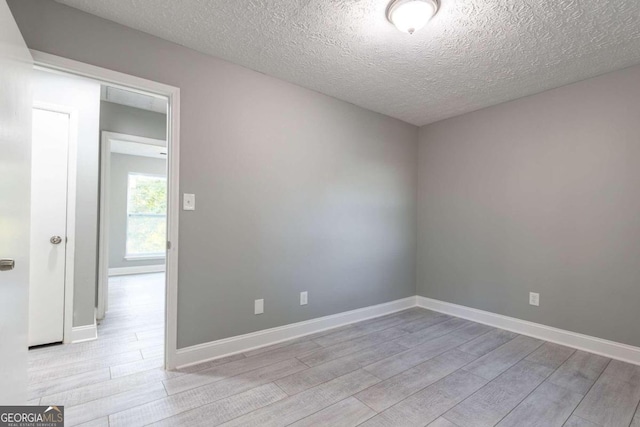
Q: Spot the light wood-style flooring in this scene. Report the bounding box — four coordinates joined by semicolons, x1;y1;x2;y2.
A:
28;273;640;426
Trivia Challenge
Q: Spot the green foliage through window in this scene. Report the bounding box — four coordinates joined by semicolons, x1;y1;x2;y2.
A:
126;174;167;257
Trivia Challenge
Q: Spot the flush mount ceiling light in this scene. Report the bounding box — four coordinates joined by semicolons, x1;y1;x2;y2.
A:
386;0;439;35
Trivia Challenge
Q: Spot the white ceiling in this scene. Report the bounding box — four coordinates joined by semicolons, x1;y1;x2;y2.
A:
57;0;640;126
111;140;167;159
101;85;167;114
108;131;167;159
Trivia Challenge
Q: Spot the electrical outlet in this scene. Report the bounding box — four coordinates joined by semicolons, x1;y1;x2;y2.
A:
183;193;195;211
300;291;308;306
254;299;264;315
529;292;540;306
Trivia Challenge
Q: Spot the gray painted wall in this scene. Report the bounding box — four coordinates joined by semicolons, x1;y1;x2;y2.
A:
9;0;418;348
100;101;166;140
32;69;100;328
417;64;640;348
109;153;167;269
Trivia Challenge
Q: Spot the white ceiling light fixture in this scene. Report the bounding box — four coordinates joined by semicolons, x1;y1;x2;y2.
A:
386;0;439;35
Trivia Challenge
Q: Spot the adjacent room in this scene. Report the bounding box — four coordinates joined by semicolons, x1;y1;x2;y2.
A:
1;0;640;426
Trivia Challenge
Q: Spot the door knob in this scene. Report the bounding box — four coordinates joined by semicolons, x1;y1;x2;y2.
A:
50;236;63;245
0;259;15;271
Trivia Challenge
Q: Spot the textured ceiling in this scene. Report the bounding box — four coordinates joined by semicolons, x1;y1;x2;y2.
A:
55;0;640;126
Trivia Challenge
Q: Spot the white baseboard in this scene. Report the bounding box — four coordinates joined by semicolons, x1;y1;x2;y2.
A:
417;296;640;366
70;321;97;343
108;264;165;276
174;296;417;369
173;293;640;370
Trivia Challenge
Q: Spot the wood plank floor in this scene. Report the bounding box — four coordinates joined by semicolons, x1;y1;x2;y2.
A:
28;274;640;426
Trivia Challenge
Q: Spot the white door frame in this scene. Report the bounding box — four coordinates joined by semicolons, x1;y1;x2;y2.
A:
97;131;167;321
31;101;79;345
31;50;181;369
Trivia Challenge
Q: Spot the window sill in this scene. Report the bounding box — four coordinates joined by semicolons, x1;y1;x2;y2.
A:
124;255;166;261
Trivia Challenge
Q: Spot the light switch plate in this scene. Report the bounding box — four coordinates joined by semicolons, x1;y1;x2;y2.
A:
529;292;540;306
300;291;308;306
254;299;264;315
183;193;195;211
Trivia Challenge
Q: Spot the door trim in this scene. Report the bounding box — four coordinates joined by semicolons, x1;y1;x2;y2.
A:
70;316;98;343
31;50;181;370
97;131;167;320
97;131;111;321
32;101;78;345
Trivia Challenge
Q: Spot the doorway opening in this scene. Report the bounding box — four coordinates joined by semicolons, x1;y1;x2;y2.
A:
26;52;180;400
98;130;169;320
96;128;168;362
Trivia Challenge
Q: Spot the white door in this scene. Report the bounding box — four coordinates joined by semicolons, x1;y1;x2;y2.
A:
28;107;70;347
0;0;33;404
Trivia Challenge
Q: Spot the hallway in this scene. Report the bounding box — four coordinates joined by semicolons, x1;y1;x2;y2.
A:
28;273;166;410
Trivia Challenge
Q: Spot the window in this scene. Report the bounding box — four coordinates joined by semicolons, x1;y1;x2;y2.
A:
126;173;167;258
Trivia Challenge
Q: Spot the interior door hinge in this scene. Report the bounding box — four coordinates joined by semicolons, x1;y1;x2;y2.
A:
167;241;172;250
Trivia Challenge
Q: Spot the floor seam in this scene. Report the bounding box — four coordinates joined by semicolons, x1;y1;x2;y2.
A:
440;339;550;427
309;318;410;349
561;358;611;427
353;394;381;413
281;396;356;426
629;398;640;427
354;319;480;382
491;347;598;427
354;327;502;417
